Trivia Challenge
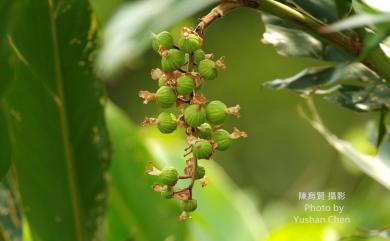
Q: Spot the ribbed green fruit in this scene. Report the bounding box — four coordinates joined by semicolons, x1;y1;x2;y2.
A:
180;199;197;212
158;74;167;87
198;123;212;139
192;139;212;159
184;105;206;127
176;75;194;95
213;129;232;151
161;49;185;72
157;112;177;134
152;31;174;52
205;100;227;125
160;185;174;199
194;49;205;64
159;167;179;186
155;86;176;108
195;166;205;179
198;59;218;80
178;34;201;53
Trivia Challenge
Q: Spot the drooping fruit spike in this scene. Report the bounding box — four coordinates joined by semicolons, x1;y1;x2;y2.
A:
159;167;179;186
192;139;212;159
195;166;206;179
157;112;177;134
198;59;218;80
176;75;195;96
178;32;202;53
152;31;174;52
213;129;232;151
160;185;174;199
194;49;206;65
161;49;186;72
155;86;176;108
197;123;213;139
180;199;197;212
205;100;227;125
184;104;206;127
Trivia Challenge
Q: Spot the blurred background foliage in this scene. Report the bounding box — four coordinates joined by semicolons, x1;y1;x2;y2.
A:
1;0;390;241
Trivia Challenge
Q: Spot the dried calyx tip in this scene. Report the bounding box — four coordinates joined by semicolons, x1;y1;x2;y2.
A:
138;90;156;104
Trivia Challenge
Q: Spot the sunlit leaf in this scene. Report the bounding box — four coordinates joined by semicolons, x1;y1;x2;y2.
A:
303;99;390;190
3;1;111;241
97;0;215;78
324;13;390;32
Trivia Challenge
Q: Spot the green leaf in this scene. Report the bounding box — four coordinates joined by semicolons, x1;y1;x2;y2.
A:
261;14;351;61
291;0;339;23
327;82;390;112
97;0;215;78
264;63;379;90
324;13;390;32
3;1;110;241
334;0;353;18
264;63;389;112
141;129;267;241
105;102;187;241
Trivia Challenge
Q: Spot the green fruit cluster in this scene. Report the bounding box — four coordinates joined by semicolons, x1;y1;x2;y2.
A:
141;27;246;220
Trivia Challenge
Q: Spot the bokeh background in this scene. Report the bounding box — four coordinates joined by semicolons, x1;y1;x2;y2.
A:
94;1;390;240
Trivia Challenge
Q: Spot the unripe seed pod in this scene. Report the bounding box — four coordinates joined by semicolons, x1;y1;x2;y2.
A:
157;112;177;134
152;31;174;52
178;34;201;53
160;185;174;199
213;129;232;151
158;74;167;87
197;123;212;139
176;75;194;96
184;104;206;127
159;167;179;186
155;86;176;108
198;59;218;80
161;49;186;72
192;139;212;159
194;49;206;65
180;199;197;212
205;100;227;125
195;166;206;179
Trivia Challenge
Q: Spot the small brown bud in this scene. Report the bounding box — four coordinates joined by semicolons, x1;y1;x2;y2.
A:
230;127;248;139
226;104;241;117
215;56;226;70
151;68;163;80
138;90;156;104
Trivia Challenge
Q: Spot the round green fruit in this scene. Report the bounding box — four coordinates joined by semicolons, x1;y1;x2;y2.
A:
195;166;205;179
158;74;167;87
192;139;212;159
198;59;218;80
194;49;205;64
197;123;212;139
206;100;227;125
184;105;206;127
178;34;201;53
213;129;232;151
176;75;194;96
152;31;173;52
160;185;174;199
155;86;176;108
159;167;179;186
161;49;186;72
157;112;177;134
180;199;197;212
